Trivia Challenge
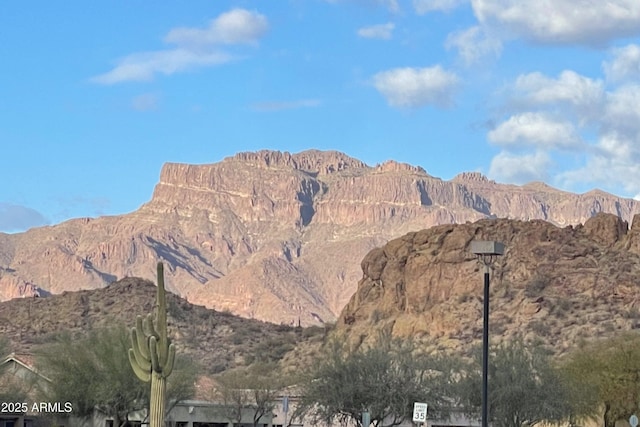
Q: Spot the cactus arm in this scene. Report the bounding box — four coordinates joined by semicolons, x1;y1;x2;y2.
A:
162;343;176;378
150;336;160;373
129;349;151;382
143;313;157;338
135;316;150;359
130;329;152;371
149;335;176;377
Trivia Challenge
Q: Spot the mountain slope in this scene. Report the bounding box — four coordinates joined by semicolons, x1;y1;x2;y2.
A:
2;150;639;325
0;276;316;373
333;213;640;355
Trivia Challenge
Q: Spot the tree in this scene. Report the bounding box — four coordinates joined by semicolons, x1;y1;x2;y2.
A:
455;339;571;427
561;333;640;427
166;354;199;415
37;327;148;426
215;362;287;427
36;325;196;427
295;333;454;427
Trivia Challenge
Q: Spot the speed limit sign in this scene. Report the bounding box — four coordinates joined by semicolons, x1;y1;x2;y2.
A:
412;402;428;423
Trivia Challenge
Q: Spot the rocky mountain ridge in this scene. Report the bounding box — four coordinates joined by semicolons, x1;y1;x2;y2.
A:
1;149;639;325
333;213;640;356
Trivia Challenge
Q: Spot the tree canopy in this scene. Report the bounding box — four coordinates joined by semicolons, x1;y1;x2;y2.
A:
295;332;455;427
215;362;290;427
455;339;571;427
561;332;640;427
36;325;196;427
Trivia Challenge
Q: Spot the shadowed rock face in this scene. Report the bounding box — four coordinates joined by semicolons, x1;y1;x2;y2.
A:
0;276;310;373
2;149;640;326
335;213;640;355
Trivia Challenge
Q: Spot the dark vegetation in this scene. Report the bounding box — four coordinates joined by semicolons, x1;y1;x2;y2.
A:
0;277;323;374
4;265;640;427
294;331;640;427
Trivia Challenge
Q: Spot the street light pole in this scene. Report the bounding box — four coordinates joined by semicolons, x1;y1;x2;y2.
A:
469;240;505;427
481;264;490;427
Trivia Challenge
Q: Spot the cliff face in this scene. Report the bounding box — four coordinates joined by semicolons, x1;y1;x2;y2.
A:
335;213;640;354
2;149;640;326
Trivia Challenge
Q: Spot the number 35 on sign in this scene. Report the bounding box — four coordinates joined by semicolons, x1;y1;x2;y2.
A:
412;402;428;423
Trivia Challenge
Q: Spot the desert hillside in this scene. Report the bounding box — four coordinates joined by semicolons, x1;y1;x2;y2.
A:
1;150;638;325
0;276;321;374
332;213;640;356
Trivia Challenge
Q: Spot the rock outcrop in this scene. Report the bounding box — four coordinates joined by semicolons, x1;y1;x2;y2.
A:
335;213;640;354
1;150;640;326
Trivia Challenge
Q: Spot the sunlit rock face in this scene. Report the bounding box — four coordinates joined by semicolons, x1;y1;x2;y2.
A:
1;150;639;327
335;213;640;355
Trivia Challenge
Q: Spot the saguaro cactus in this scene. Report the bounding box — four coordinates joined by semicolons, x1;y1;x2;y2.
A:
129;262;176;427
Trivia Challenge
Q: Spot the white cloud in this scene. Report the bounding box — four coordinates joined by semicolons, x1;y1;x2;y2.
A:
471;0;640;46
513;71;604;106
445;25;501;65
414;0;467;14
488;151;551;184
558;132;640;196
164;9;268;46
371;65;459;109
510;70;605;122
91;8;266;84
603;44;640;83
250;99;321;112
91;49;233;84
357;23;395;40
488;112;582;150
602;84;640;137
491;68;640;197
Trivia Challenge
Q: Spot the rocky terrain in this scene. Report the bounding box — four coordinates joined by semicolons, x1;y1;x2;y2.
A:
331;213;640;356
0;276;322;374
1;149;639;325
4;213;640;378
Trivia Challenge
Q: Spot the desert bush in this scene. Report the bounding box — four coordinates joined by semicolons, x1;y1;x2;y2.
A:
457;293;472;304
530;320;550;336
302;325;324;338
623;307;640;319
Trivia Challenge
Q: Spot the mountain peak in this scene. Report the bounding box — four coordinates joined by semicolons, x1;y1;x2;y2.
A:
229;149;367;174
3;149;640;328
374;160;427;175
452;171;494;183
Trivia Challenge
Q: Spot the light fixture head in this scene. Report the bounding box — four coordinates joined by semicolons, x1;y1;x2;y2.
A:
469;240;505;256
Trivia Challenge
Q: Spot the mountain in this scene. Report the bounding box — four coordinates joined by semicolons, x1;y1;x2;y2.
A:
0;276;320;374
2;149;639;325
332;213;640;356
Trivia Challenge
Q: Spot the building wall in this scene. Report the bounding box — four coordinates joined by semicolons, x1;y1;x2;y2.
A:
270;393;481;427
166;401;273;427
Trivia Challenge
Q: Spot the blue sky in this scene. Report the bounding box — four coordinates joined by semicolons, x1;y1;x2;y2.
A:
2;0;640;233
